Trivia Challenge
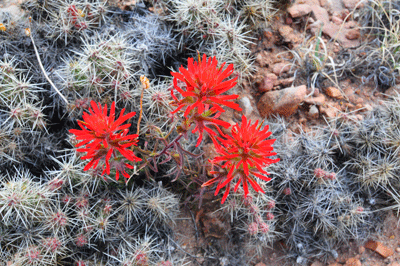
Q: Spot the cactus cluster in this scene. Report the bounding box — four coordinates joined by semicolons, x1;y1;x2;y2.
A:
0;158;183;265
152;0;277;76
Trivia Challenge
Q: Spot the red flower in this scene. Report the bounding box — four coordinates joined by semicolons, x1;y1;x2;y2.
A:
203;115;280;203
170;54;242;117
189;106;231;147
69;101;141;181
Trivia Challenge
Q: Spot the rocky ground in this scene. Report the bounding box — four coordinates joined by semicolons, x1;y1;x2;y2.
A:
171;0;400;265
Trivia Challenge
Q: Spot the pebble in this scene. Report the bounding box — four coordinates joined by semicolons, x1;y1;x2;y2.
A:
304;94;326;106
307;105;319;119
346;29;361;40
345;257;361;266
287;4;312;18
258;73;277;92
326;87;344;99
272;62;291;76
257;85;307;118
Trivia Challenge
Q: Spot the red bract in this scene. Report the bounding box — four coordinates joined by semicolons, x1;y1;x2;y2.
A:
170;54;242;117
69;101;141;181
203;115;280;203
190;106;231;147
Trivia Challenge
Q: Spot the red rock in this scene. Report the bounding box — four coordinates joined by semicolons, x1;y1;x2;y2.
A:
258;73;278;92
272;62;291;76
345;258;361;266
279;25;301;43
320;106;338;118
312;5;330;25
278;77;295;87
257;85;307;118
365;240;394;258
332;16;344;25
325;87;344;99
304;94;326;106
287;4;312;18
321;22;360;48
346;29;360;40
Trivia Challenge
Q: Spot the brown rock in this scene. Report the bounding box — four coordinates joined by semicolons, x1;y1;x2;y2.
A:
287;4;312;18
322;22;361;48
345;258;361;266
304;94;326;106
255;51;271;67
320;106;338;118
258;73;278;92
312;6;330;25
332;16;344;25
257;85;307;118
346;29;360;40
328;264;342;266
365;240;394;258
279;25;301;43
278;77;295;87
272;62;291;76
326;87;344;99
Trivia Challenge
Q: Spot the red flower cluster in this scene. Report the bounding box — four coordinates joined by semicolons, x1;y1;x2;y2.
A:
69;101;141;181
203;116;280;203
170;54;242;146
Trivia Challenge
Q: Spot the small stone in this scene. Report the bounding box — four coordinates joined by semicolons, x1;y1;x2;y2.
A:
328;264;342;266
325;87;344;99
320;106;338;118
332;16;344;25
346;29;360;40
287;4;312;18
365;240;394;258
255;263;267;266
358;246;365;254
258;73;278;92
278;77;295;87
272;62;291;76
396;247;400;253
239;96;254;116
278;25;301;43
304;94;326;106
257;85;307;118
307;105;319;119
345;257;361;266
